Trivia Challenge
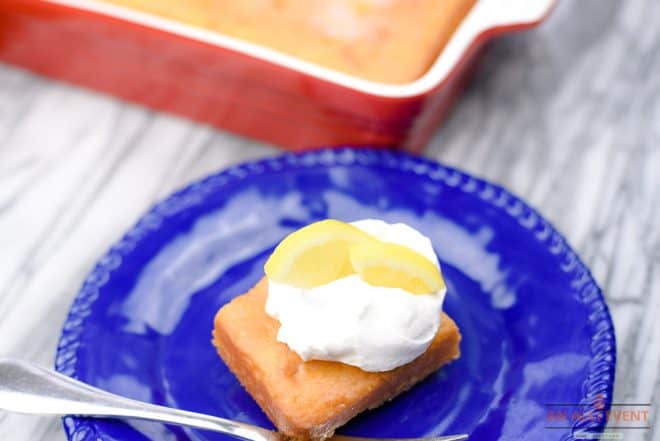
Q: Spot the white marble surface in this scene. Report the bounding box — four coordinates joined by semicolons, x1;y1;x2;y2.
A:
0;0;659;440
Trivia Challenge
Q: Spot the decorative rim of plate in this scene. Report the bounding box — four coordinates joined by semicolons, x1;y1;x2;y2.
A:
54;147;616;441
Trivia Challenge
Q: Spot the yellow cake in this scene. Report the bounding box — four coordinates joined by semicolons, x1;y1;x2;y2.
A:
98;0;475;84
212;277;461;440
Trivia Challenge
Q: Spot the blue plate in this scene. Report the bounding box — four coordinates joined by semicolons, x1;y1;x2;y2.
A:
55;149;616;441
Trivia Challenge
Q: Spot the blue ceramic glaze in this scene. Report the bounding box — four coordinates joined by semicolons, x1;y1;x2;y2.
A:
55;148;616;441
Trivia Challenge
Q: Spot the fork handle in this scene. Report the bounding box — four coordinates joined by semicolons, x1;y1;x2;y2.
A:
0;359;278;441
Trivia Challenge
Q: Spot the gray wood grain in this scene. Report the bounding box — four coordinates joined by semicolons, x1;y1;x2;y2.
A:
0;0;658;439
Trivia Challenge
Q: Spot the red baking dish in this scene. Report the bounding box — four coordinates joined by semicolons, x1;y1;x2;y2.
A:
0;0;555;152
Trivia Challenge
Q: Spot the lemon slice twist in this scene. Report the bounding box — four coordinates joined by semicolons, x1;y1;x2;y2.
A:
349;241;444;294
264;219;444;294
264;219;375;289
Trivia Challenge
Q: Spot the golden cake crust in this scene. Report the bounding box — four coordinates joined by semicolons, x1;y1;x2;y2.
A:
212;277;461;440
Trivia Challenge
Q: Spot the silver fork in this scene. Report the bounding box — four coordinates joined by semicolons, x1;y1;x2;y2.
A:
0;359;467;441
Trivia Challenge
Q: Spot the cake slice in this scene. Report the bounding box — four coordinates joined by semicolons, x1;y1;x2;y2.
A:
212;277;461;440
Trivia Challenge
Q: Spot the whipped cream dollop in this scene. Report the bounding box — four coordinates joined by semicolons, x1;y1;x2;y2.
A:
265;219;446;372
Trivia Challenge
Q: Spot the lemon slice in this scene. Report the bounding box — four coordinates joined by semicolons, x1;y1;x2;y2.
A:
264;219;376;288
349;241;445;294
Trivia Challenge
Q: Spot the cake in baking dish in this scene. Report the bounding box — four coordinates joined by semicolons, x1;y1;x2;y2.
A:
98;0;475;84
